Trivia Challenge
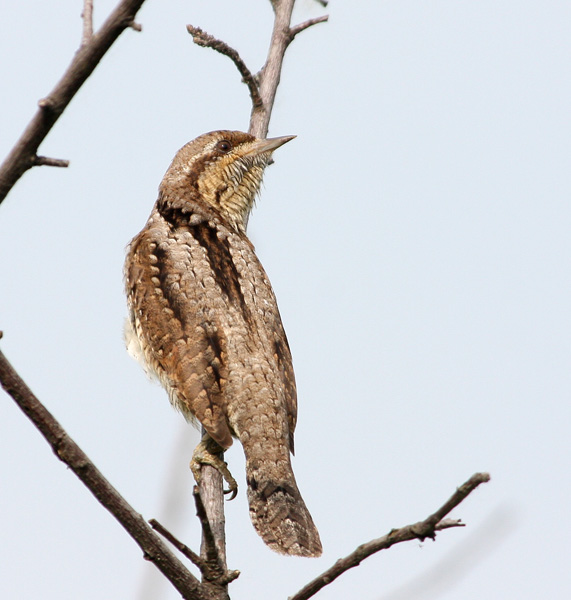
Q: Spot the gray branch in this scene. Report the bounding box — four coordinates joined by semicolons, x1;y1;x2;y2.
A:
33;155;70;168
185;0;328;140
0;0;147;205
288;473;491;600
81;0;94;46
186;25;263;110
0;338;209;600
249;2;327;137
289;16;329;41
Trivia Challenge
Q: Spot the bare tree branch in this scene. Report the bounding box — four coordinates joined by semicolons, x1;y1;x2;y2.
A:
0;0;148;206
186;25;263;110
423;473;490;528
150;518;207;573
193;488;240;586
249;0;297;138
150;515;238;586
193;426;234;598
289;16;329;40
288;473;491;600
0;339;210;600
193;484;224;574
185;1;328;140
33;155;70;168
248;1;327;137
81;0;94;46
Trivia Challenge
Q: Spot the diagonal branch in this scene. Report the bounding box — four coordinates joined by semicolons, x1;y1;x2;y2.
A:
150;518;206;573
0;337;209;600
0;0;148;206
186;25;263;110
289;15;329;41
289;473;491;600
422;472;491;529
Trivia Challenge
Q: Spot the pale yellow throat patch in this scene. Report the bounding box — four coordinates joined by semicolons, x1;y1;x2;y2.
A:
198;153;268;233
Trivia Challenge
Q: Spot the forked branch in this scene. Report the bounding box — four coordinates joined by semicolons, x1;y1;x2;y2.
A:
186;0;328;139
194;488;241;585
249;0;328;137
0;339;208;600
150;518;206;574
0;0;148;206
289;473;491;600
0;330;490;600
186;25;263;110
1;2;492;600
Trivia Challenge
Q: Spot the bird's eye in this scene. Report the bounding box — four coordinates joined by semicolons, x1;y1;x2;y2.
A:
216;140;232;153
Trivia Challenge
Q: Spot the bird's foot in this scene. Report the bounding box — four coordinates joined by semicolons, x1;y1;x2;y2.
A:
190;435;238;500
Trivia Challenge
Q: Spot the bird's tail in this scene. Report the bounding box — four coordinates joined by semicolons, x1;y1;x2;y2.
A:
245;454;322;557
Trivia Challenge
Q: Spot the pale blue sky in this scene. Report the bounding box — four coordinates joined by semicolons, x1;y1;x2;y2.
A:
1;1;570;599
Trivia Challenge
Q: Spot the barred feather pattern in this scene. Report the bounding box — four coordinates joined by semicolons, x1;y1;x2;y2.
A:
124;131;322;557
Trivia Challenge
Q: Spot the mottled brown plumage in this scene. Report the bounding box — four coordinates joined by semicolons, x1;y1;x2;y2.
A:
124;130;322;557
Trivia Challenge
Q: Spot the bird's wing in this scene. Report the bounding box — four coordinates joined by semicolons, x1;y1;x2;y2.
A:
272;324;298;453
176;215;299;451
229;232;298;452
126;208;298;452
125;214;234;449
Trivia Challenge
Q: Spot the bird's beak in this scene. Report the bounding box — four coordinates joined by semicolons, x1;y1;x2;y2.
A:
247;135;296;156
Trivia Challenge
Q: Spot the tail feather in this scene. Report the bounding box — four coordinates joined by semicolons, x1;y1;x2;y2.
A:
247;469;322;557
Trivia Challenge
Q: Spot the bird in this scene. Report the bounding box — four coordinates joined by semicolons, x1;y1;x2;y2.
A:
124;130;322;557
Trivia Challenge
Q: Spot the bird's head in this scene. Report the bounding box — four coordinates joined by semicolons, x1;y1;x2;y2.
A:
159;130;295;233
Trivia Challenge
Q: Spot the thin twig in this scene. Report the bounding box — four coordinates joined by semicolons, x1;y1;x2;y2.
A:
314;0;328;7
150;518;206;573
186;25;262;109
0;0;147;206
289;15;329;40
422;472;491;529
33;155;70;168
288;473;491;600
436;517;466;530
81;0;94;45
0;344;208;600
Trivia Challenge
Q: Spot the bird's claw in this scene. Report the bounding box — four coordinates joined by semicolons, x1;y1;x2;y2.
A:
190;434;238;501
223;482;238;501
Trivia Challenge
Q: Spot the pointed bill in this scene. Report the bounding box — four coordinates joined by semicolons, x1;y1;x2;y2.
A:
247;135;296;156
